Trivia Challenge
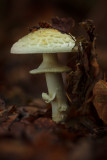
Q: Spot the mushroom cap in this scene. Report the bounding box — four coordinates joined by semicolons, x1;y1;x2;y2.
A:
11;28;76;54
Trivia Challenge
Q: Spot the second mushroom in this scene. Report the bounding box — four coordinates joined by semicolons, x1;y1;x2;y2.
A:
11;27;76;123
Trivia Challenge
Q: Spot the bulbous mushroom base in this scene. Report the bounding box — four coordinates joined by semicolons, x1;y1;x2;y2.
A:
51;101;68;123
45;72;69;123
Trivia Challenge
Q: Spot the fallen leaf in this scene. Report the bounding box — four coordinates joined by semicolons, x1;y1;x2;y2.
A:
93;80;107;124
52;17;74;33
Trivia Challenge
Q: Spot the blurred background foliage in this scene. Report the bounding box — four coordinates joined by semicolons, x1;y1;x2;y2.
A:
0;0;107;105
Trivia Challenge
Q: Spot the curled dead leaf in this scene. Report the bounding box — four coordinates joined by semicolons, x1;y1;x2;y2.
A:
52;17;75;33
93;80;107;124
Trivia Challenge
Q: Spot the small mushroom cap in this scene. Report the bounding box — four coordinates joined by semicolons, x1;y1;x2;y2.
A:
11;28;76;54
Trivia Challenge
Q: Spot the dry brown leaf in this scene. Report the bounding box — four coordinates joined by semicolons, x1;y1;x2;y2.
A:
93;80;107;124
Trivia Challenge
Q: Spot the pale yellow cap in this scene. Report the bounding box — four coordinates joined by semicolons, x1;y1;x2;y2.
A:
11;28;76;54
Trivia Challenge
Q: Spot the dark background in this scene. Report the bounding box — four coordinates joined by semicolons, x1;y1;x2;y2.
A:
0;0;107;105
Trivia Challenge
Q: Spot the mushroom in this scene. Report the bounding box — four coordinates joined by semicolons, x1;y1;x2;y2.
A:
11;28;77;123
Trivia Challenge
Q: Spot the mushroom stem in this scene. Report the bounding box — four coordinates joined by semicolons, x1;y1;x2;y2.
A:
42;53;69;123
42;53;60;67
